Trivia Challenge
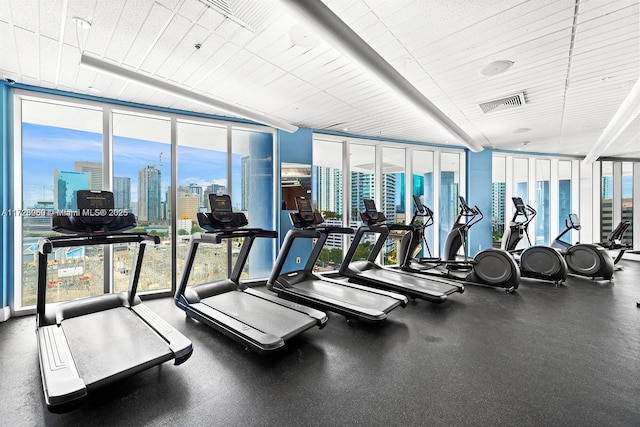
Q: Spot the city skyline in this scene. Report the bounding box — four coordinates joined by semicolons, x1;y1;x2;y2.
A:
22;122;243;210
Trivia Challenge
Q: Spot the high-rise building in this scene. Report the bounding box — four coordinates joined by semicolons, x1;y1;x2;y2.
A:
138;165;161;222
177;192;199;222
74;161;102;191
492;182;506;231
314;166;343;216
397;174;424;214
53;169;89;210
113;177;131;211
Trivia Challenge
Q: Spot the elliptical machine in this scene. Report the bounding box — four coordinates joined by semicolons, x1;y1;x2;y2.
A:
551;214;615;280
501;197;567;285
398;196;520;292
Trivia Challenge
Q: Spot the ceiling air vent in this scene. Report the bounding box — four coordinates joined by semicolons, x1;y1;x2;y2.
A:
198;0;276;32
479;92;526;114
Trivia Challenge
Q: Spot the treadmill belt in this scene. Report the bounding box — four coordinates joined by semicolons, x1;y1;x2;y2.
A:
295;279;399;310
201;291;317;340
358;268;458;294
62;307;173;387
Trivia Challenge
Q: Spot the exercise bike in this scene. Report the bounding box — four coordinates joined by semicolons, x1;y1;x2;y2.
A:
397;196;520;293
551;214;615;280
501;197;568;285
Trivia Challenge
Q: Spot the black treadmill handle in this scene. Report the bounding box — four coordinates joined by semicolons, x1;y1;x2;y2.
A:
39;233;159;253
312;226;354;235
386;224;414;232
199;228;277;240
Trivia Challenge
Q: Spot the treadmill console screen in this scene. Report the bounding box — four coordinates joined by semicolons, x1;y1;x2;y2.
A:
76;190;116;224
209;194;232;212
512;197;526;214
569;213;580;227
295;197;315;221
77;190;114;211
296;197;312;212
363;199;377;213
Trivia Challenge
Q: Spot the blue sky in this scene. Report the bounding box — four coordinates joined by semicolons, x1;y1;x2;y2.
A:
22;123;242;208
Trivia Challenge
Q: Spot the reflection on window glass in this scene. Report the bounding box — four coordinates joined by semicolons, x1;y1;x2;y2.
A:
600;161;613;243
313;139;344;271
21;100;103;306
440;152;460;255
232;129;274;279
622;162;633;247
535;160;550;245
112;112;171;293
412;150;434;257
558;161;572;243
176;121;228;286
381;147;405;265
492;156;506;248
350;144;376;261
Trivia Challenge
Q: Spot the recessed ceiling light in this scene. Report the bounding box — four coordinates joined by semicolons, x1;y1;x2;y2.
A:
72;17;91;29
513;127;531;134
480;60;514;76
87;86;101;94
342;127;349;132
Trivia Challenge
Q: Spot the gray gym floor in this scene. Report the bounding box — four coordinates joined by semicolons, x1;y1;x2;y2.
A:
1;260;639;426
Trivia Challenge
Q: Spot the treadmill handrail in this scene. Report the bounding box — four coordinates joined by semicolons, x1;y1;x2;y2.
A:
193;228;277;243
38;233;159;254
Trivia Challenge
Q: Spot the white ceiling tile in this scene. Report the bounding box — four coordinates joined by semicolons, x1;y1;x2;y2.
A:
140;14;193;74
104;0;155;62
122;2;174;67
0;21;21;78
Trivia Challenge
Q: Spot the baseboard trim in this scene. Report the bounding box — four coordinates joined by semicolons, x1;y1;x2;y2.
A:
0;306;10;322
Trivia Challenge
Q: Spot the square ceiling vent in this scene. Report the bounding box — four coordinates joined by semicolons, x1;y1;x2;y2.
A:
479;92;526;114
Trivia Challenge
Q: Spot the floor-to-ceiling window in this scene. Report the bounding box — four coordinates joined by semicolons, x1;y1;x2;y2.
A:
513;158;529;203
312;139;344;271
440;152;461;254
622;162;633;246
176;120;228;287
112;111;172;293
349;143;376;262
558;160;572;243
600;161;614;242
381;147;405;265
13;91;275;310
492;156;506;248
412;150;434;256
19;99;103;306
535;159;550;245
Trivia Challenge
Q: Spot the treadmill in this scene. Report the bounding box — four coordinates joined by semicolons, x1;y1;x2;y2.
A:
338;199;464;303
267;197;407;322
175;194;327;353
36;190;192;409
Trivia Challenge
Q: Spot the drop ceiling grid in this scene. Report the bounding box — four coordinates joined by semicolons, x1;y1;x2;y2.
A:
397;0;575;62
104;1;155;64
121;3;175;68
38;36;59;86
84;1;125;57
182;42;242;88
0;22;21;79
14;27;39;81
138;14;195;76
